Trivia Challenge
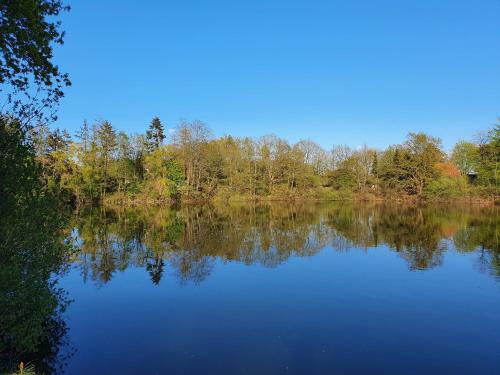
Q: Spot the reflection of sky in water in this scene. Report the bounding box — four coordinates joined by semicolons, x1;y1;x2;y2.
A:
56;204;500;374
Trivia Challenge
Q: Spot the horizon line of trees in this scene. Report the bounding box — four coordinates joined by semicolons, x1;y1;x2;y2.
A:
30;116;499;204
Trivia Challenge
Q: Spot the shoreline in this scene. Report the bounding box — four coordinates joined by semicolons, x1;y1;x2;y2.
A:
95;192;499;208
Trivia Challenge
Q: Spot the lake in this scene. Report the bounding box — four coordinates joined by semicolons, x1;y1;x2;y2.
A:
28;203;500;373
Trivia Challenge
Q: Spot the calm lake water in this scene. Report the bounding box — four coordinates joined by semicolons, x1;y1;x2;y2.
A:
55;203;499;374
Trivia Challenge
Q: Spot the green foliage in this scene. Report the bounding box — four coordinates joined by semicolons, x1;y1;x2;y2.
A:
451;140;479;176
0;118;40;209
316;187;353;201
0;4;73;365
475;123;499;187
145;117;165;151
26;119;499;205
328;163;357;190
423;176;468;199
371;152;378;177
164;159;184;197
0;0;71;123
378;133;445;196
142;148;184;201
0;117;72;373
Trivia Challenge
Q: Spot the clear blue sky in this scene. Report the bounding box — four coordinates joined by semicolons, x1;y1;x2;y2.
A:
54;0;500;151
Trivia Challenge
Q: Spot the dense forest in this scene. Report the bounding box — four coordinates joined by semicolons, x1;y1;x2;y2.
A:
0;0;498;208
27;117;500;205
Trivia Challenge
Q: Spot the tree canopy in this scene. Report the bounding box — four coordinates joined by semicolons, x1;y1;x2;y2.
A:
0;0;70;124
27;117;500;205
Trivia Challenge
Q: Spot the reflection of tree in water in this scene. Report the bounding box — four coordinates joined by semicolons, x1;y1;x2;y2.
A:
72;208;184;286
72;204;329;285
72;203;499;286
373;206;447;270
147;256;165;285
0;125;74;373
326;204;498;272
169;250;215;286
452;212;499;279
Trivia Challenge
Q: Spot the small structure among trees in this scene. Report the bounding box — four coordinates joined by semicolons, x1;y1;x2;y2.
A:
467;169;478;184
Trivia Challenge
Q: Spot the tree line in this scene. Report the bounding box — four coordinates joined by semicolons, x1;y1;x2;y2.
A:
31;116;499;204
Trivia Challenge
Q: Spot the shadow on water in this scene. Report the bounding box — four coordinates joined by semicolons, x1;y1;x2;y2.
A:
71;202;499;287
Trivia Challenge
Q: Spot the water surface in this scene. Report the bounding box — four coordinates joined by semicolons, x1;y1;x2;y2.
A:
57;203;500;373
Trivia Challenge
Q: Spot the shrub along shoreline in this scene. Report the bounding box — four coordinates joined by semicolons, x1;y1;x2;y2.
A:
101;187;498;208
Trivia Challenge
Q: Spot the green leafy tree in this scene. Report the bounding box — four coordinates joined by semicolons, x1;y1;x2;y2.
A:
380;133;444;195
0;2;73;368
0;0;71;124
0;117;71;372
96;121;117;198
112;131;136;193
476;123;500;187
75;120;90;152
143;147;184;201
371;152;378;179
451;141;479;176
403;132;444;195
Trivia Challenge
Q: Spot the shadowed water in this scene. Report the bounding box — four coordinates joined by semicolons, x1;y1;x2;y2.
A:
2;203;499;374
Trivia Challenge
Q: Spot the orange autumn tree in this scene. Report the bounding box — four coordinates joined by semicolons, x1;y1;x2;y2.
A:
435;162;461;179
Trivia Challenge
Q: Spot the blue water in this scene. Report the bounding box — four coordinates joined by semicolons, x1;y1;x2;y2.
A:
60;231;500;374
